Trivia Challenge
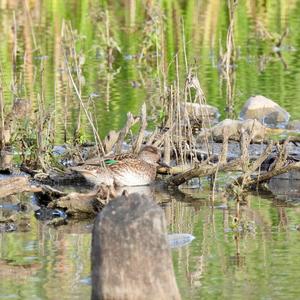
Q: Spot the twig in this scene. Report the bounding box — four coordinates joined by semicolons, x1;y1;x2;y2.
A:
114;112;139;154
166;158;243;186
133;103;147;154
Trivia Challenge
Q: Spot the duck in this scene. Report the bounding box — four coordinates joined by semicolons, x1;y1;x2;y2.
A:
70;145;164;187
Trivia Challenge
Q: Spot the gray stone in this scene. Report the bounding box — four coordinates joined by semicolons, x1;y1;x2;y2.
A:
91;193;181;300
181;102;220;126
206;118;267;141
287;120;300;131
268;172;300;202
240;95;290;128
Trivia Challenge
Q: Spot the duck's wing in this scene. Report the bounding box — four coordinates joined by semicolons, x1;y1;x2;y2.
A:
104;159;119;166
77;152;137;166
113;153;137;160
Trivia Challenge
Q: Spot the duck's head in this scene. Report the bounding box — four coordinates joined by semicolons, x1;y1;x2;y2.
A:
138;145;161;164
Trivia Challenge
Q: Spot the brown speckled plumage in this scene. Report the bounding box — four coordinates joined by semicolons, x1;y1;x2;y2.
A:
71;146;161;186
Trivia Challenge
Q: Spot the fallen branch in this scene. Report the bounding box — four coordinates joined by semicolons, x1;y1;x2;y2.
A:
48;185;116;216
0;176;41;198
234;139;300;188
166;132;274;187
166;158;243;186
249;161;300;185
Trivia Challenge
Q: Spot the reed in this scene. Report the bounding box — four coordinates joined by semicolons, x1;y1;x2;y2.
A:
0;69;4;150
61;21;105;158
219;0;238;118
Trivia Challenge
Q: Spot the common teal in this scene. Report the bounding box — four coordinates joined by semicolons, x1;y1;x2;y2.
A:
71;145;163;187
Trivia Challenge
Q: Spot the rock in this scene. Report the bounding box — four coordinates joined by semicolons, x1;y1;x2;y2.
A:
200;119;267;142
91;193;181;300
0;222;17;232
240;95;290;128
287;120;300;131
268;172;300;202
181;102;220;126
52;145;67;156
181;102;220;118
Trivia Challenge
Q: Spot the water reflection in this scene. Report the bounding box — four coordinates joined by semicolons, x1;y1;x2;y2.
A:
1;0;300;142
1;186;300;299
0;218;92;300
1;1;300;299
165;189;300;299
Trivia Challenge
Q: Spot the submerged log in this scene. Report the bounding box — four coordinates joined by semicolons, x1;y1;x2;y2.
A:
48;185;115;216
167;128;263;186
0;176;41;198
91;193;181;300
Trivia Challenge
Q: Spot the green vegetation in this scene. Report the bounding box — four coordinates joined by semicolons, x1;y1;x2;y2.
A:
1;0;300;144
1;1;300;299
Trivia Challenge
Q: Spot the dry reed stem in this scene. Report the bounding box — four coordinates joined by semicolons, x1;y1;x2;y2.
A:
0;69;4;149
236;139;299;188
166;128;279;188
218;0;237;117
103;130;120;153
219;128;229;164
185;72;213;157
133;103;147;154
163;131;171;165
114;112;139;154
24;0;37;49
240;129;250;173
211;129;230;199
12;11;17;84
62;33;105;155
146;127;158;145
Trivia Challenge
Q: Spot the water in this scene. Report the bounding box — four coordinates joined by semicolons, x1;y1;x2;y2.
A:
1;1;300;299
1;1;300;140
1;187;300;299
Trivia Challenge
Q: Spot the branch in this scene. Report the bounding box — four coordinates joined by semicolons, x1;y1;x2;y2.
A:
166;158;243;186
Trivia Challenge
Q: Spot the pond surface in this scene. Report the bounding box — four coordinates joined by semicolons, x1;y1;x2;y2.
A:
1;1;300;299
1;185;300;299
1;1;300;139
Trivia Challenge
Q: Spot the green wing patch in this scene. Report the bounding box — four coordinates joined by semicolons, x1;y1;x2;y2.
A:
104;159;118;166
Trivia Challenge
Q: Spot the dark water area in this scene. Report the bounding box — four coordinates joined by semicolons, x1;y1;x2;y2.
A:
1;1;300;299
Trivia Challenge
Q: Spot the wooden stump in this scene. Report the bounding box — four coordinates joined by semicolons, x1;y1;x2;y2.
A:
91;193;181;300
